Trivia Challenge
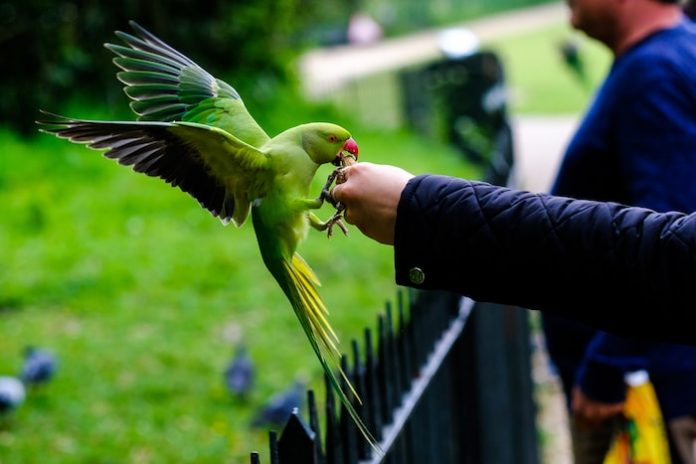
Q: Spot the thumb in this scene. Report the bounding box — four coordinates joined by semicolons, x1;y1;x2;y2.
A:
330;165;357;203
330;183;345;204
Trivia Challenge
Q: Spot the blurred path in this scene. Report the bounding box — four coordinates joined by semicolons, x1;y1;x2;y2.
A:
511;113;579;464
299;2;567;97
511;114;579;464
511;114;578;192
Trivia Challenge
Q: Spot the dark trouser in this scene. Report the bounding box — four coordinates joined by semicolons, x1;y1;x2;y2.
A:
669;416;696;464
570;416;618;464
570;415;696;464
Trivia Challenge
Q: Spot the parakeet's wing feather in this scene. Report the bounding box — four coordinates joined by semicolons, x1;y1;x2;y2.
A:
37;112;271;225
106;21;270;148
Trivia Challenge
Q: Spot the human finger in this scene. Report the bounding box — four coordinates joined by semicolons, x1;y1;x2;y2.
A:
330;165;357;202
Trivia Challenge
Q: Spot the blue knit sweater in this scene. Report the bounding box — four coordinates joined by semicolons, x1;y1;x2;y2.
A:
545;17;696;420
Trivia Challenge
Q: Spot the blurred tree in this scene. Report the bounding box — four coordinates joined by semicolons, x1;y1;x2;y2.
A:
0;0;345;135
1;0;556;135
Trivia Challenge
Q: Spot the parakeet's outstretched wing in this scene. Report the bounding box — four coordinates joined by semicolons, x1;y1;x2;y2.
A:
105;21;270;148
37;112;271;226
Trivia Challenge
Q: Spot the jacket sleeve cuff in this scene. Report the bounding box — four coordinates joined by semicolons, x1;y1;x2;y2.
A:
394;174;470;290
394;175;434;289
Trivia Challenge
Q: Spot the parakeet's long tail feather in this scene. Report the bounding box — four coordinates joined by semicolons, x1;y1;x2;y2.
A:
270;253;380;452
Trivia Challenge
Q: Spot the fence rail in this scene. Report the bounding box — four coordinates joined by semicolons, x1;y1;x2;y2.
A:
248;290;538;464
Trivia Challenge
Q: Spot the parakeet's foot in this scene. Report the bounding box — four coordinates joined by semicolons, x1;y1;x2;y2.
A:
308;210;348;238
316;155;355;208
320;188;339;208
309;156;355;234
325;211;348;238
316;169;342;208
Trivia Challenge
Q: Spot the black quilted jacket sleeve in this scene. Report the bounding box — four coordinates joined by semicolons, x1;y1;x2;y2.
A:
394;175;696;345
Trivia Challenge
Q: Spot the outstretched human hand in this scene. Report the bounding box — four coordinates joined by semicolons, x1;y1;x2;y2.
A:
331;162;414;245
571;386;624;428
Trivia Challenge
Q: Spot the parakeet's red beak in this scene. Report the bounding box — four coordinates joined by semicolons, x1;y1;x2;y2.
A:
333;137;359;166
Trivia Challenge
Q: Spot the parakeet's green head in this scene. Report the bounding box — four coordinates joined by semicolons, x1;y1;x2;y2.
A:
301;123;359;166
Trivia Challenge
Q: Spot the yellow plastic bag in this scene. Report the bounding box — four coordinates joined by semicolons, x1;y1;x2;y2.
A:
603;370;671;464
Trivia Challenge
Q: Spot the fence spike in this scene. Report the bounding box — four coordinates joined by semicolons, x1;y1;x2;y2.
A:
386;301;403;401
412;290;428;369
308;389;325;464
269;431;279;464
250;451;260;464
406;291;421;377
396;288;404;315
351;338;370;460
325;373;342;464
278;410;318;463
364;327;382;442
377;313;393;424
398;291;413;389
339;355;358;464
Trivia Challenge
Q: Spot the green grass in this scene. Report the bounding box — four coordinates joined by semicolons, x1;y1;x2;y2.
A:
0;18;613;463
0;100;478;463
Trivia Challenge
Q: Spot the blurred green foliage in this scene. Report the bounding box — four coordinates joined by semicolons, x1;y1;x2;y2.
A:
0;0;356;135
1;0;556;135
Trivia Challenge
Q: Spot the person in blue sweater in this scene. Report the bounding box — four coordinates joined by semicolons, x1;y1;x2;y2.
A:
541;0;696;462
332;163;696;464
685;0;696;19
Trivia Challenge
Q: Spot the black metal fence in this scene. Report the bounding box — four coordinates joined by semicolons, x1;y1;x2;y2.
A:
248;290;539;463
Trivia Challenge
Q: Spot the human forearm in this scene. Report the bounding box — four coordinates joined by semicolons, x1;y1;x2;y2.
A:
333;164;696;344
394;175;696;343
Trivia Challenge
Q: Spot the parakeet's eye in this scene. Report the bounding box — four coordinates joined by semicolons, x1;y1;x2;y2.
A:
328;134;338;143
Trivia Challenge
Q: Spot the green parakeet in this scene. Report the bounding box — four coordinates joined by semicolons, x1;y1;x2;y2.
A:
37;21;377;450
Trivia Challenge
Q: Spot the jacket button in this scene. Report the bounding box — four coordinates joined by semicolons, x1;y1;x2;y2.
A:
409;267;425;285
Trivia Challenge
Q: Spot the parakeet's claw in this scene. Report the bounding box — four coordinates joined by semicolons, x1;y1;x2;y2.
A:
336;217;348;235
307;209;346;237
320;159;354;237
320;158;353;203
314;168;342;208
308;207;348;238
321;188;339;208
325;209;348;238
